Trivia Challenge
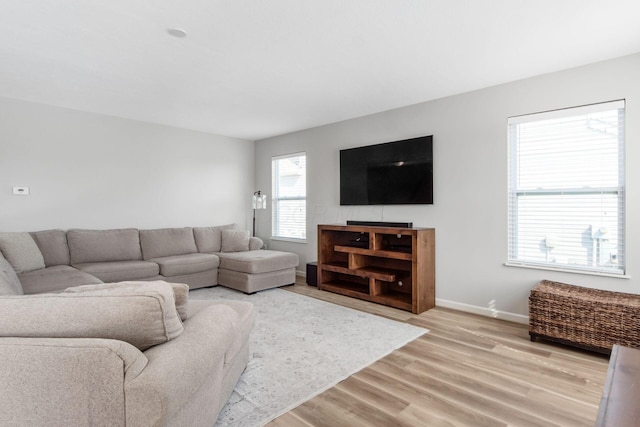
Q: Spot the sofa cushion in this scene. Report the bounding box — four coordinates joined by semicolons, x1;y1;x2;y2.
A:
140;228;198;260
217;250;299;274
30;229;70;267
18;265;103;295
0;232;45;273
0;252;23;296
150;253;219;277
0;281;184;351
172;282;189;321
73;260;160;283
249;236;264;251
193;224;238;253
65;281;190;322
220;230;250;252
67;228;142;264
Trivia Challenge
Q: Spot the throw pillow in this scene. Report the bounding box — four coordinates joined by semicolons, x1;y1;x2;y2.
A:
0;232;45;273
0;252;23;295
221;230;250;252
193;224;239;253
65;280;189;321
249;236;264;251
30;229;70;267
0;281;184;351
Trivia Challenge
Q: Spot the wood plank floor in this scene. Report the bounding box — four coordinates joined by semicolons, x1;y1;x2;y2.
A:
266;280;610;427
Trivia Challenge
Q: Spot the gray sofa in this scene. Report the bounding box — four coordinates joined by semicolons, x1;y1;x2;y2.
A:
0;271;254;426
0;224;298;295
0;224;299;426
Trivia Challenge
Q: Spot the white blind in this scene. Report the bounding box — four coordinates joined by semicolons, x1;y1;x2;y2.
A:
272;152;306;241
507;100;625;275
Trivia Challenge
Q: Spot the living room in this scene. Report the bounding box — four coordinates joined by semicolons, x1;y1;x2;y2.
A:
2;1;640;426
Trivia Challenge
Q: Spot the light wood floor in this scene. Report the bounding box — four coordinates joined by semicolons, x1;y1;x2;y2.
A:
267;280;610;427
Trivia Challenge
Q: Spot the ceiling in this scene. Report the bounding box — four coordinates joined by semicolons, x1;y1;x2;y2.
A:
1;1;639;141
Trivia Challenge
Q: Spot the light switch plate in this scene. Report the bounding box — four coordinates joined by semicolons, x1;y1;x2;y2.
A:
12;186;30;195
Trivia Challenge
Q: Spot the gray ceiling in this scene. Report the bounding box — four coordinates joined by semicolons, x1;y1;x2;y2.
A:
1;0;639;140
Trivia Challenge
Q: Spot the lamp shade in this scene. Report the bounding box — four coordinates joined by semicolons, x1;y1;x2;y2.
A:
253;191;267;210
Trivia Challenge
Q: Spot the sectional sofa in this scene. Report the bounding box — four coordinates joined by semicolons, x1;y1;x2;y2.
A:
0;272;255;426
0;224;299;426
0;224;299;294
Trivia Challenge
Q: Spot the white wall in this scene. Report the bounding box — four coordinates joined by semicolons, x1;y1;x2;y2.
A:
0;97;255;231
255;53;640;322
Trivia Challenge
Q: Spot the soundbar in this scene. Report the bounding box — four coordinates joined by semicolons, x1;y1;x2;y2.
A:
346;220;413;228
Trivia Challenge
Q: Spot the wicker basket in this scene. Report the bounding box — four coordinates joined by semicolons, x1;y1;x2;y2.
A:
529;280;640;354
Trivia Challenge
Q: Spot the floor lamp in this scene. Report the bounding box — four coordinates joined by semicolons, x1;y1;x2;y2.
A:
252;190;267;237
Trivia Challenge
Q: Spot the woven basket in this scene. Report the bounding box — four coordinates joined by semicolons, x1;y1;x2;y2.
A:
529;280;640;354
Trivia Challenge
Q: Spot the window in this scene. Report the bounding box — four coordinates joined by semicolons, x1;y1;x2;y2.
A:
272;152;306;241
507;100;625;276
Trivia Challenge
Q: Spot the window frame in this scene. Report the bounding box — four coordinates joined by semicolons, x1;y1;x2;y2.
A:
271;151;307;243
506;100;626;277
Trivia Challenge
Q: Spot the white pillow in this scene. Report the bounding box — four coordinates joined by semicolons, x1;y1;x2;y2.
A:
0;281;183;351
0;233;45;273
221;230;250;252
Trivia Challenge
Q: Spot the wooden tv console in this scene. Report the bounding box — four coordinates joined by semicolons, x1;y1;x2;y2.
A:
317;224;435;314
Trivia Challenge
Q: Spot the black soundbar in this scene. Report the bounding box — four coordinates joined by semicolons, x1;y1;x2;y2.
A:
346;220;413;228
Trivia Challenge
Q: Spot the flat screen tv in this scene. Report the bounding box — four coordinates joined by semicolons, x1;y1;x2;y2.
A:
340;135;433;205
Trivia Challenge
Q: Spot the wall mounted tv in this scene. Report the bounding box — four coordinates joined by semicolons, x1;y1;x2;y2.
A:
340;135;433;205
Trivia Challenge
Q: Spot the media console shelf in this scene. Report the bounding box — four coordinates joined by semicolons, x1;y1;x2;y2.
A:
317;224;435;314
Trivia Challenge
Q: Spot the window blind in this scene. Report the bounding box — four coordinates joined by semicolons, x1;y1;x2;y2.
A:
507;100;625;275
272;152;307;241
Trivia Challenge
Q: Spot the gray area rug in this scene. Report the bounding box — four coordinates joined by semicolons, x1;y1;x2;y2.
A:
190;286;427;427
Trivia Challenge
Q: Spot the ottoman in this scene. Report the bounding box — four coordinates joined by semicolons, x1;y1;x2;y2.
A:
216;250;299;294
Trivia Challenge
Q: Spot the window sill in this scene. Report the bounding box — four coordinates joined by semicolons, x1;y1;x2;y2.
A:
504;262;630;279
271;237;307;244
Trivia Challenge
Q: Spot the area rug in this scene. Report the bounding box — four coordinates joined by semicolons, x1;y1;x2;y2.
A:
189;286;427;427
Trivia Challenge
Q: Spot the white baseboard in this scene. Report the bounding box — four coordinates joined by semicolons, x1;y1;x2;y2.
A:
294;271;528;324
436;298;529;324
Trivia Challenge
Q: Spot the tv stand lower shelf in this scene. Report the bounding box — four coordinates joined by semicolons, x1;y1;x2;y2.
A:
317;224;435;314
320;281;413;311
